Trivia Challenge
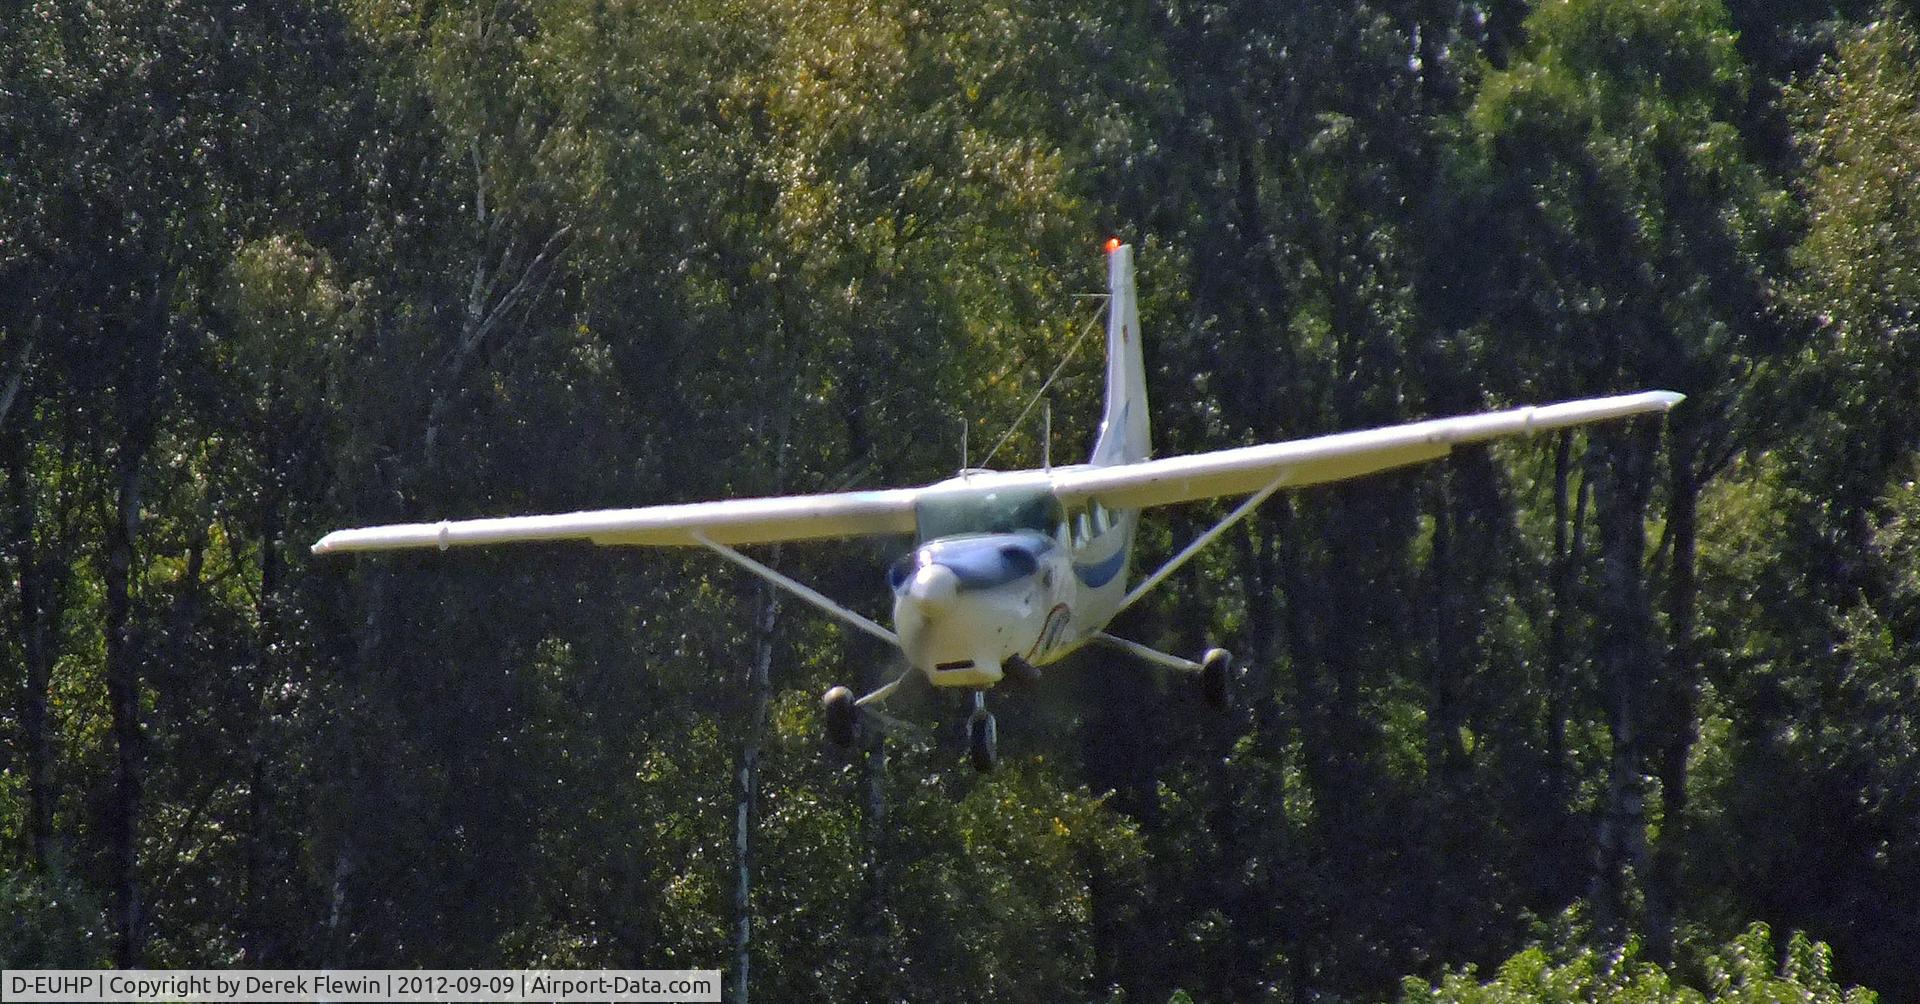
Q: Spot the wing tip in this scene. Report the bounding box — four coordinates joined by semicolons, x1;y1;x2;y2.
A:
1651;390;1686;410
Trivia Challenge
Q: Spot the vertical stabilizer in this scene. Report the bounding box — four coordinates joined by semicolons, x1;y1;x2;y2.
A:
1091;241;1151;466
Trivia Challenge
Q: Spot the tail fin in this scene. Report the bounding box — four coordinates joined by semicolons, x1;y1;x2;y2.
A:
1090;240;1150;466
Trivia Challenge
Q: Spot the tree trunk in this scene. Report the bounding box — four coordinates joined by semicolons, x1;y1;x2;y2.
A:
1427;475;1469;782
1587;422;1658;939
243;460;284;963
326;562;391;964
1544;432;1571;806
1646;430;1700;962
854;653;891;1002
8;421;64;871
100;284;169;967
730;584;778;1004
1240;507;1283;741
103;443;147;967
1541;431;1584;900
1271;495;1335;999
727;265;800;1004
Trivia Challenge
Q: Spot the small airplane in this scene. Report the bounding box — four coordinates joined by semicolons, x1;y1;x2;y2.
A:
313;239;1681;771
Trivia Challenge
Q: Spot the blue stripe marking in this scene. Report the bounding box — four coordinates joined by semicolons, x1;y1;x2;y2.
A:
1073;545;1127;588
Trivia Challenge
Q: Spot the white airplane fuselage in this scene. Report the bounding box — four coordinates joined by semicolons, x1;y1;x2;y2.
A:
889;469;1139;688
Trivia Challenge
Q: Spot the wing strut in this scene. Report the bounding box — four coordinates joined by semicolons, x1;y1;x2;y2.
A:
692;532;900;648
855;670;911;706
1116;470;1292;616
1092;632;1202;674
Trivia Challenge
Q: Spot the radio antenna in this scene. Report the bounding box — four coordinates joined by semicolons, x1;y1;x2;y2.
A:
979;299;1104;471
1042;399;1052;472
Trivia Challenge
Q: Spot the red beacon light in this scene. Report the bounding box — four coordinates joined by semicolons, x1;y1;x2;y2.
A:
1103;237;1123;254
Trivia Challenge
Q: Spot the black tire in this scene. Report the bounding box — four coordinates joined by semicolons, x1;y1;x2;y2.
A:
822;685;858;748
1201;649;1234;711
968;709;998;773
1004;655;1042;686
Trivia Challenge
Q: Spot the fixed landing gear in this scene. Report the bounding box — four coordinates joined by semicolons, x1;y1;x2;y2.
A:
823;678;999;772
967;690;997;773
822;685;858;748
1200;648;1234;711
1088;632;1237;711
824;646;1216;771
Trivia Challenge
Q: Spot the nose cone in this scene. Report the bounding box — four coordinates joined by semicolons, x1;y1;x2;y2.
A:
908;563;960;607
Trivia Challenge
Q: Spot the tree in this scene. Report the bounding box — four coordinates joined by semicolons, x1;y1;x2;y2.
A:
1401;921;1876;1003
1457;0;1784;954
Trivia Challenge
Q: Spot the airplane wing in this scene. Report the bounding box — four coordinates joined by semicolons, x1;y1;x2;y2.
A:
313;391;1679;555
1051;390;1683;510
310;487;922;554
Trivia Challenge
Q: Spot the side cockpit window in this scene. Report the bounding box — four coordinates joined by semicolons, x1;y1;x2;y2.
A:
1065;501;1111;547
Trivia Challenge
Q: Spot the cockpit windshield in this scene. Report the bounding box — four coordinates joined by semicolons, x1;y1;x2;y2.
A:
913;485;1062;542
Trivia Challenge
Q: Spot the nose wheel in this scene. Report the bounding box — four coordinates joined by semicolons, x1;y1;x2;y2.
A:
967;691;997;773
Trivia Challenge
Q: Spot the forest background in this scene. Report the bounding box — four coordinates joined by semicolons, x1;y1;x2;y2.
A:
3;0;1919;1000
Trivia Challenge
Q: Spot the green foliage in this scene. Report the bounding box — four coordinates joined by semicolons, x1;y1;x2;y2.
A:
0;865;111;968
1783;11;1920;507
1400;923;1875;1003
1462;0;1783;398
3;0;1918;999
870;762;1146;1002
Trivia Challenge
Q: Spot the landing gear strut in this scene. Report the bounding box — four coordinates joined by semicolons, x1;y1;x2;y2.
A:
1090;632;1238;711
967;691;997;773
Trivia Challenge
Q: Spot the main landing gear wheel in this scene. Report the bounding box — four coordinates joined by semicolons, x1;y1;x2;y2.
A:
1200;648;1234;711
967;692;997;773
1004;655;1042;686
822;685;858;748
